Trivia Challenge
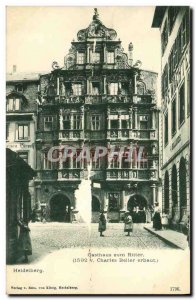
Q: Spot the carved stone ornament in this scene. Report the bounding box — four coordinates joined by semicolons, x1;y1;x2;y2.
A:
77;9;117;41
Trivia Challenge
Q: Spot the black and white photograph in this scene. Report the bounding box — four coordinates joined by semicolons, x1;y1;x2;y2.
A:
6;6;191;295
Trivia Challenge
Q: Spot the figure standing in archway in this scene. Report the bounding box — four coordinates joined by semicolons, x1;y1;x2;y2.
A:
124;211;133;236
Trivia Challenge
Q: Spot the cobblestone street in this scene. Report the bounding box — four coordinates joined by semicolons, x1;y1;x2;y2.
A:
26;222;174;263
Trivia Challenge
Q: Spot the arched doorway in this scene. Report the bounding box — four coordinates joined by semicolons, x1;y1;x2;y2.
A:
127;194;148;223
164;171;169;214
92;196;100;212
179;157;187;220
171;165;177;218
50;194;71;222
91;196;100;223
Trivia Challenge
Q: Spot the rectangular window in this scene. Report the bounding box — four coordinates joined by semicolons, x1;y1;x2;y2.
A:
73;83;82;96
172;97;177;136
179;82;185;126
18;151;28;164
110;83;118;95
92;82;100;95
121;120;128;129
121;82;129;95
107;51;114;64
8;99;14;111
18;124;29;140
15;99;20;111
110;120;118;129
7;98;20;111
140;121;148;130
91;115;101;130
44;116;53;131
164;112;168;146
92;52;100;63
63;115;71;130
63;157;71;169
73;115;81;130
77;52;85;64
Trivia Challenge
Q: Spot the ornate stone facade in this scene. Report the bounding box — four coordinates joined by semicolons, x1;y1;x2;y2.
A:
35;9;160;222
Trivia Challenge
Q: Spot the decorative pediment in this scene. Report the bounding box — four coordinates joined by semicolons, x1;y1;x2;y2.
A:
77;8;117;41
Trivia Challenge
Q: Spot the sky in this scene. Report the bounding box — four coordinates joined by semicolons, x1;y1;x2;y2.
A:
6;6;161;74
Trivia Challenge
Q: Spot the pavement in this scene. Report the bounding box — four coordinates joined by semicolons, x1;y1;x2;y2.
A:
144;224;188;250
22;222;177;264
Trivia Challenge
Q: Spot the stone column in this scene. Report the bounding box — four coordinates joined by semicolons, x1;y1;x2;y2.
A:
103;44;106;63
103;192;108;213
134;108;138;129
151;109;156;129
103;76;106;94
87;46;90;63
151;184;157;206
119;191;126;222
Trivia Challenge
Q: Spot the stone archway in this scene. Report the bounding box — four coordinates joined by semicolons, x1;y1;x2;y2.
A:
50;194;71;222
164;171;169;214
179;157;187;220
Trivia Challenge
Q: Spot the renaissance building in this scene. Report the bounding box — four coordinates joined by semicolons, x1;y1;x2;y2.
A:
35;9;160;222
152;7;190;229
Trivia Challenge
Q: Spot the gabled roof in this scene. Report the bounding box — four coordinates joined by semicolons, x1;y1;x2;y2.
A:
6;72;40;82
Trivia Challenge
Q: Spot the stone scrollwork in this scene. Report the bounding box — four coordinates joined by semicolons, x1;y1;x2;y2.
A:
77;9;117;41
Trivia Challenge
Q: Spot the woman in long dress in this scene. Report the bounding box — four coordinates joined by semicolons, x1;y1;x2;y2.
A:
18;219;32;263
98;212;106;237
124;212;133;236
153;204;162;230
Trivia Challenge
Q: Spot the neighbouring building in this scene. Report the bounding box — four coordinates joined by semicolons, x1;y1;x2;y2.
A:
152;7;190;229
6;148;35;264
35;9;160;223
6;69;39;207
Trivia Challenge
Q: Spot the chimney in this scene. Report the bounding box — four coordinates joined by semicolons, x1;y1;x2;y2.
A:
128;43;133;67
13;65;17;74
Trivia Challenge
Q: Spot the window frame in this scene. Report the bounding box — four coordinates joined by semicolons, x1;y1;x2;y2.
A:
164;111;169;147
91;115;101;130
171;96;177;137
17;124;29;140
179;81;185;127
44;116;53;131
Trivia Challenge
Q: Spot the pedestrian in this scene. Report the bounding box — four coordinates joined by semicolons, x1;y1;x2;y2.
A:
17;219;32;263
153;203;162;230
161;212;169;229
124;211;133;236
98;211;106;237
146;207;151;223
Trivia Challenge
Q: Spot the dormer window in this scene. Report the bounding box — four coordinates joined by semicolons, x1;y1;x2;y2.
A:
92;52;100;64
77;52;85;64
15;84;24;93
107;51;114;64
7;98;20;111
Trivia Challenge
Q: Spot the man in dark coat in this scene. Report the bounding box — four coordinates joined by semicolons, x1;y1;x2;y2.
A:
98;212;106;237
